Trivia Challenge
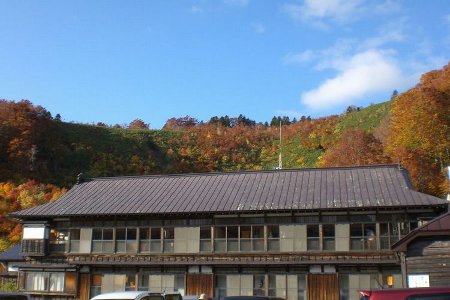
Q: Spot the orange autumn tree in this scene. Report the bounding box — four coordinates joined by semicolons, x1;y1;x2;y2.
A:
386;63;450;196
319;129;390;167
0;180;66;251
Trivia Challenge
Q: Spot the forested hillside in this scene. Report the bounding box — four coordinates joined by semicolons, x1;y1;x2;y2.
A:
0;62;449;250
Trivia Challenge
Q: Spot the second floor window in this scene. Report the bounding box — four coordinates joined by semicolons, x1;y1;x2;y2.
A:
92;228;114;253
116;228;137;253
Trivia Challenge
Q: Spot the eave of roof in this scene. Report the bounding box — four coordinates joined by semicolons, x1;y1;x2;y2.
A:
9;165;447;220
0;245;23;261
392;211;450;251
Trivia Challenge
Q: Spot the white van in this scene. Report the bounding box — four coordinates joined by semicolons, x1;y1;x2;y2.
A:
90;291;165;300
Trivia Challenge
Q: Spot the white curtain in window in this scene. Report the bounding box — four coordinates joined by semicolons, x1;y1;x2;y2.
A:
28;273;46;291
50;273;65;292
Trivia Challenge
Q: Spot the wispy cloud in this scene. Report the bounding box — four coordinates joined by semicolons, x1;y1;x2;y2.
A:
283;0;403;29
223;0;250;7
284;50;316;64
283;0;364;29
360;17;408;49
190;5;204;14
251;22;266;34
373;0;401;14
445;14;450;24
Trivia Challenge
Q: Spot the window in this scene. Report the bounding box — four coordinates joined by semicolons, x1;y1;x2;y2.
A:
267;225;280;251
92;228;114;253
90;274;102;297
227;226;239;252
139;228;162;252
379;223;398;250
116;228;137;253
214;227;226;252
25;272;65;292
350;224;377;251
268;274;305;299
163;228;174;253
200;227;212;252
69;229;81;252
253;274;265;296
252;226;264;251
240;226;264;252
322;224;335;251
49;229;68;253
125;274;136;291
240;226;252;251
307;225;320;251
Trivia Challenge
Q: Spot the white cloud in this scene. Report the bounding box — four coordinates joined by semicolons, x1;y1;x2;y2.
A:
301;50;408;110
251;22;266;34
283;0;364;28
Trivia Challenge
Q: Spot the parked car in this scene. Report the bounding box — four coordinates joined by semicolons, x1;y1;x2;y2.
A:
90;291;165;300
222;297;284;300
163;292;183;300
359;287;450;300
181;296;198;300
0;292;30;300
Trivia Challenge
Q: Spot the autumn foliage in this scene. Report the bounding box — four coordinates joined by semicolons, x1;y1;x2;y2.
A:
386;63;450;195
0;180;66;251
0;62;449;248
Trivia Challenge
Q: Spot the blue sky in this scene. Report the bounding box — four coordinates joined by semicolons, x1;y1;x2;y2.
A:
1;0;449;128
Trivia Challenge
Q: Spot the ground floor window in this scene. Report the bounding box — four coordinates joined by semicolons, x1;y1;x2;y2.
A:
24;272;70;293
90;271;185;298
215;274;306;300
339;272;402;300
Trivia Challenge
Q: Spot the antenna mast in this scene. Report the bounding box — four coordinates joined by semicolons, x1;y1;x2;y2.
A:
278;120;282;169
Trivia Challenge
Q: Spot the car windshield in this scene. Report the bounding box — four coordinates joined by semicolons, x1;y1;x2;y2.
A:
165;295;182;300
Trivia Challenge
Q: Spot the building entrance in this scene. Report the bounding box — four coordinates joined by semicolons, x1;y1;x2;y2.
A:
307;273;339;300
186;273;214;298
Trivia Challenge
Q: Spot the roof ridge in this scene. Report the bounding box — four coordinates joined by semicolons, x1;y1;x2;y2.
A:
84;164;400;182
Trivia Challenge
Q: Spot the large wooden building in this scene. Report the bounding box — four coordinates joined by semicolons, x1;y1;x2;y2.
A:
9;165;448;300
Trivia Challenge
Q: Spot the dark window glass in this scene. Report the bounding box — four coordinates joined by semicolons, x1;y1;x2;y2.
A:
140;228;150;240
227;226;238;238
116;228;126;240
92;229;102;240
164;228;174;239
151;228;161;240
103;229;113;240
200;227;211;239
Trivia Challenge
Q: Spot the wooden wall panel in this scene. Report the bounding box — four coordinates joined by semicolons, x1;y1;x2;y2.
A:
79;273;91;300
307;274;339;300
186;273;214;298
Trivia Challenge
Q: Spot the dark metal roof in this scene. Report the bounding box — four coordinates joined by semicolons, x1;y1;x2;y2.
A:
0;245;23;261
9;165;446;219
392;211;450;251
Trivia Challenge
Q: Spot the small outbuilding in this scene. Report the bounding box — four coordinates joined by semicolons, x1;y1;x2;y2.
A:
0;244;23;287
392;211;450;288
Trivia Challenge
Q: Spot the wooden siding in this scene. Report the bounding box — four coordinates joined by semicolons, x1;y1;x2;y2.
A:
186;273;214;297
79;273;90;300
406;237;450;287
307;274;339;300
